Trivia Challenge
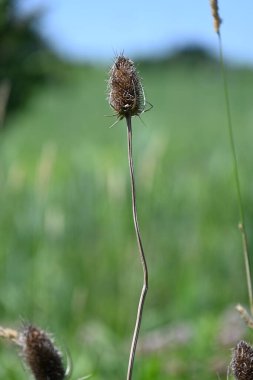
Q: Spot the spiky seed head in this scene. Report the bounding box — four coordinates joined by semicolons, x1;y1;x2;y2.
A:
231;340;253;380
210;0;222;33
20;324;65;380
107;55;145;119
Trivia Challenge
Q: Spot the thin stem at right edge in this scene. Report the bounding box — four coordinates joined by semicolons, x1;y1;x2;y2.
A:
218;32;253;315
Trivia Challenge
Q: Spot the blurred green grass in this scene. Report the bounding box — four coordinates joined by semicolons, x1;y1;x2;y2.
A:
0;61;253;379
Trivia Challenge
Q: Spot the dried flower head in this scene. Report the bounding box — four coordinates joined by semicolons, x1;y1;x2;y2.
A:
107;55;146;120
210;0;222;33
231;340;253;380
20;324;66;380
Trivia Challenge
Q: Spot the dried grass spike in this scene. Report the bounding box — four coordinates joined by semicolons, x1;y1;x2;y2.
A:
210;0;222;33
236;304;253;329
0;326;19;344
108;55;145;120
20;324;65;380
231;340;253;380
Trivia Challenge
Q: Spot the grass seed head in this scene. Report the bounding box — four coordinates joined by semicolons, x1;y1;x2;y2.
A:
210;0;222;33
20;324;65;380
107;55;145;120
231;340;253;380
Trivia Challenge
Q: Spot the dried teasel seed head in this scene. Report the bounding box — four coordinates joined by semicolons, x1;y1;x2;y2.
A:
210;0;222;33
107;55;145;120
231;340;253;380
19;324;66;380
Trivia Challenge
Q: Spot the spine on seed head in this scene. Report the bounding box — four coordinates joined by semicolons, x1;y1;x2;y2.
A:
107;55;145;119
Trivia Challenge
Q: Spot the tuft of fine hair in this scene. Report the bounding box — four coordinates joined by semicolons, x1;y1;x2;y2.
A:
19;324;66;380
210;0;222;33
230;340;253;380
107;55;145;120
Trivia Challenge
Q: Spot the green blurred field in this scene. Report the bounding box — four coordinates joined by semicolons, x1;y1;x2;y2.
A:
0;60;253;379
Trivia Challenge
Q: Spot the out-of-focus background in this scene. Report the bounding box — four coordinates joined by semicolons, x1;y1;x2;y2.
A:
1;1;253;379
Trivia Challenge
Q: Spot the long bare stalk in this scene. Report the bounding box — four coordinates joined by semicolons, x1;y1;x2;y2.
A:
217;33;253;315
209;0;253;316
126;115;148;380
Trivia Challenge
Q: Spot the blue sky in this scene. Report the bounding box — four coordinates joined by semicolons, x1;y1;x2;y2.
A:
17;0;253;65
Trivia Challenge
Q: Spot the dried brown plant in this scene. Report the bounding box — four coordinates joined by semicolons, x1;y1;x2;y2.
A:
108;54;150;380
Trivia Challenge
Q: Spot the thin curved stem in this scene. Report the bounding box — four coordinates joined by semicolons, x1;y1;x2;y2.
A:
218;32;253;315
125;115;148;380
